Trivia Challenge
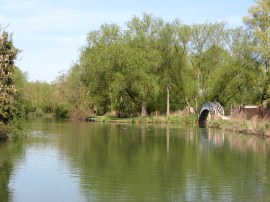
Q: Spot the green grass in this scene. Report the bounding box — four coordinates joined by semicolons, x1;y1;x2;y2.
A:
209;117;270;137
86;114;198;124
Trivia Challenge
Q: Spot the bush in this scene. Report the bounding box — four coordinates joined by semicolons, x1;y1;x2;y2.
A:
265;122;270;129
9;118;27;139
35;107;44;117
209;118;228;128
0;118;26;141
167;114;197;124
55;105;69;118
0;124;10;140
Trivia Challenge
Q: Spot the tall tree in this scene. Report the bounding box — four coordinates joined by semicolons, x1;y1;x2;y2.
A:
81;23;123;115
189;22;228;111
207;28;259;108
0;31;19;124
157;22;175;116
171;22;196;110
126;13;163;116
243;0;270;71
243;0;270;102
55;63;92;119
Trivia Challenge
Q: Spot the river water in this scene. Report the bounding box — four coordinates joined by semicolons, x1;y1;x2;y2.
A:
0;119;270;201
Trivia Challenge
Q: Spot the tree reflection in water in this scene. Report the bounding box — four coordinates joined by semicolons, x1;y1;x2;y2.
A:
0;141;25;202
1;121;270;201
199;127;270;157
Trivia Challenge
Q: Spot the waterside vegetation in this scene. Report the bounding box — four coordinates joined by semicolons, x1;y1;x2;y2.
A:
209;117;270;137
87;113;198;125
1;0;270;139
0;30;26;140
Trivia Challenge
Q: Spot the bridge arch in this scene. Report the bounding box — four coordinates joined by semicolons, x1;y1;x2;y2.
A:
198;101;224;125
198;109;211;123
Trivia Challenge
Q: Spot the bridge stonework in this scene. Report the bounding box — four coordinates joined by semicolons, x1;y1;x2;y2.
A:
198;101;224;124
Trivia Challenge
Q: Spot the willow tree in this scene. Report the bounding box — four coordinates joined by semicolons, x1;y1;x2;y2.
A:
157;22;176;116
81;23;124;115
243;0;270;102
126;13;163;116
189;22;228;111
0;31;18;125
243;0;270;70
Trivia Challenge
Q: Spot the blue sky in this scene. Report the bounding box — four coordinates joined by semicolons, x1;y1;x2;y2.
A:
0;0;254;82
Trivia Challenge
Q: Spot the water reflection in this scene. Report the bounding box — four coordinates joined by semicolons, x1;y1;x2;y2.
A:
166;125;170;155
0;141;26;202
199;127;270;157
1;121;270;201
199;127;225;148
54;123;270;201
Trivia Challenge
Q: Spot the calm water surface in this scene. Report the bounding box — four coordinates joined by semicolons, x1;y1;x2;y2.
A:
1;119;270;201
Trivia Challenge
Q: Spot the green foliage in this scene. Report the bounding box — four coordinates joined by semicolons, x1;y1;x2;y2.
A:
8;118;27;139
243;0;270;103
209;118;230;129
55;105;69;118
23;81;55;114
72;15;263;116
0;29;29;140
243;0;270;70
0;31;19;125
0;124;10;140
17;9;269;119
0;118;26;140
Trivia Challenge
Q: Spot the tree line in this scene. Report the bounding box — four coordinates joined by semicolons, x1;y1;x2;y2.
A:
1;0;270;123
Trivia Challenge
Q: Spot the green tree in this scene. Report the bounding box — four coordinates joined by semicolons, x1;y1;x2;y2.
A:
243;0;270;103
208;28;259;109
81;23;123;115
243;0;270;70
0;31;19;125
170;22;196;111
13;67;28;117
23;81;54;115
157;22;175;116
125;13;162;116
55;63;92;119
80;14;163;117
73;13;262;117
190;23;228;110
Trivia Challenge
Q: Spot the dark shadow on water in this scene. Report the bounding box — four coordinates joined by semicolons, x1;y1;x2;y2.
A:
198;127;225;148
0;141;26;202
198;123;207;128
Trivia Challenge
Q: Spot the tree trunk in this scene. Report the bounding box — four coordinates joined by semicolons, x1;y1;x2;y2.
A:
166;85;170;116
185;97;192;114
195;95;198;113
141;101;147;117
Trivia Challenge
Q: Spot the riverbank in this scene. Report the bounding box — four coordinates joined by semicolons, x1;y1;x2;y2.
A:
86;114;270;137
86;114;198;125
0;120;27;141
209;117;270;137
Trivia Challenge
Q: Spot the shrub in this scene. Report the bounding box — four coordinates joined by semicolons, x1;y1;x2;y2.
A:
0;124;10;140
35;107;44;117
55;105;69;118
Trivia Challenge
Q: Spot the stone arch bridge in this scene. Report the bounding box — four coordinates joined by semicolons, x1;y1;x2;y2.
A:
198;101;224;124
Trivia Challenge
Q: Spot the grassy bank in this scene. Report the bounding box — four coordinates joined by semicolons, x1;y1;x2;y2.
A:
86;114;198;125
87;114;270;137
209;118;270;137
